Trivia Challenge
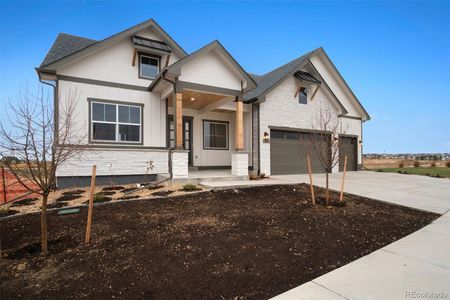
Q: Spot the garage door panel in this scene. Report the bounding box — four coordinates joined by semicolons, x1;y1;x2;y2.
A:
270;130;328;175
339;136;357;171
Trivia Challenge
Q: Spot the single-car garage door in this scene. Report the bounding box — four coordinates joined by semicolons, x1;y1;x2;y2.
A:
339;136;358;171
270;129;329;175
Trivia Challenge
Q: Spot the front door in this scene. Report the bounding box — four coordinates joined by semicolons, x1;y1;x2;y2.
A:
168;116;193;165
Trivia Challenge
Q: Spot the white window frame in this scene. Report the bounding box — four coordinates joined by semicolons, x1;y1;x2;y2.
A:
139;54;160;79
91;101;142;144
203;120;229;150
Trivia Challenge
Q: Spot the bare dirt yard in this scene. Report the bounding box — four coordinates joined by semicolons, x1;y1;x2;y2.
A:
0;184;438;299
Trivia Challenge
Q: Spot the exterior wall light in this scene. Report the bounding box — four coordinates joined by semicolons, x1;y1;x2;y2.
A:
263;131;270;143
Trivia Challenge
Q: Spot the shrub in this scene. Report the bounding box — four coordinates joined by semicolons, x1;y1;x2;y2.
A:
375;169;383;172
249;174;259;180
397;170;402;173
182;184;200;192
430;162;436;167
413;161;420;168
446;161;450;168
398;162;404;168
259;173;266;179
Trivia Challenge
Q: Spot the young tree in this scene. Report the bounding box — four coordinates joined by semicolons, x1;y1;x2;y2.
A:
309;104;340;204
0;87;84;254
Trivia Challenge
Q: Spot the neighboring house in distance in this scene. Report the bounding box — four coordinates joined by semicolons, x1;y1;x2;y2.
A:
36;19;370;187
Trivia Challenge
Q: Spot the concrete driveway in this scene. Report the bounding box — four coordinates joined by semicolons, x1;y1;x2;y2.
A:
272;171;450;214
270;171;450;300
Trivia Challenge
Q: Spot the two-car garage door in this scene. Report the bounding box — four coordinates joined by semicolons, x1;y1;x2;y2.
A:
270;129;328;175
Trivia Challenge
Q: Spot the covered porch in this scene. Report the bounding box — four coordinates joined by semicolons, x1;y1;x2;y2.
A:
149;40;257;179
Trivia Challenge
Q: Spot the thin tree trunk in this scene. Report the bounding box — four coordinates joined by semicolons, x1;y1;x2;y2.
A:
325;172;330;205
41;194;48;254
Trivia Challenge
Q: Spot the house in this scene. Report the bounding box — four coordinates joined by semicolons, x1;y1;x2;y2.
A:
36;19;370;187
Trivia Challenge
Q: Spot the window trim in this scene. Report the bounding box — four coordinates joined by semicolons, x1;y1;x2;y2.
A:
202;119;229;150
88;98;144;145
138;52;161;80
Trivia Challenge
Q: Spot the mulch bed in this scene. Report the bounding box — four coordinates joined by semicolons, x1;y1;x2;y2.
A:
95;191;116;196
62;190;85;196
0;184;438;300
55;194;82;202
10;198;37;207
152;190;175;197
117;195;141;200
102;186;125;191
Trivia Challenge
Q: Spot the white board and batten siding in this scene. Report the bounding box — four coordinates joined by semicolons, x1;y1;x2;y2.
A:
178;49;243;91
56;27;182;179
58;27;180;88
56;81;168;179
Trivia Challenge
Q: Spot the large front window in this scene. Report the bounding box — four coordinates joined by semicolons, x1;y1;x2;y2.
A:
91;101;142;143
203;120;228;150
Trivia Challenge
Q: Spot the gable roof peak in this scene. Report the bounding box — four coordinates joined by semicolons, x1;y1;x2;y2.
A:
37;18;187;70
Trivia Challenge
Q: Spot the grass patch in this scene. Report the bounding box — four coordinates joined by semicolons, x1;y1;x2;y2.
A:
370;167;450;178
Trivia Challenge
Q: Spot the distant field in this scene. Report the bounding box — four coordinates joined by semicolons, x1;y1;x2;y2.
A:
363;158;448;169
369;167;450;178
363;158;450;178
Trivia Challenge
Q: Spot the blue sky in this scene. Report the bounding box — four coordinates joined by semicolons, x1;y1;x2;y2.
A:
1;1;449;154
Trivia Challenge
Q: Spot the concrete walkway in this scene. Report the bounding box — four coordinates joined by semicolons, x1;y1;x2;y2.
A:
202;172;450;299
271;172;450;300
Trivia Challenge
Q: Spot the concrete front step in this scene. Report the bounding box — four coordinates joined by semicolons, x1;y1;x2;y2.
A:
172;175;248;185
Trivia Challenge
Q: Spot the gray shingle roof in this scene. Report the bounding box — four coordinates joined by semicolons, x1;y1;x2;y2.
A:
243;49;317;101
39;33;97;68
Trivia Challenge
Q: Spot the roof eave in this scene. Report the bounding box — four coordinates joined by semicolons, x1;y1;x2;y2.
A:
316;48;371;121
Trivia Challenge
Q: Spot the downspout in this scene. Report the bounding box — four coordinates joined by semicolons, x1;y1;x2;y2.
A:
161;70;177;179
38;76;57;143
39;74;58;187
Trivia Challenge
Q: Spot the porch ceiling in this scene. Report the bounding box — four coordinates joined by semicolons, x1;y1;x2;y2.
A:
168;90;229;110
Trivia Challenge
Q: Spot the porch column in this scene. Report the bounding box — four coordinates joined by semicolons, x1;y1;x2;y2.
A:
232;98;248;177
235;98;244;151
174;92;183;149
171;92;188;178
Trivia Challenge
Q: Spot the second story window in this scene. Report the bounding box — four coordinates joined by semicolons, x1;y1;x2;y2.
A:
299;87;307;104
139;54;159;79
